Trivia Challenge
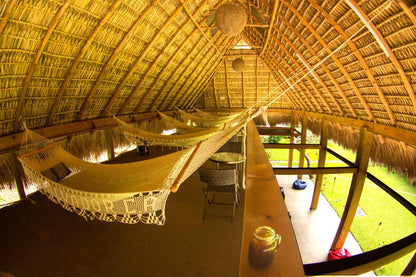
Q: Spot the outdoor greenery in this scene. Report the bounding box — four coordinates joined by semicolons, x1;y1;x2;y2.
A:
265;135;416;276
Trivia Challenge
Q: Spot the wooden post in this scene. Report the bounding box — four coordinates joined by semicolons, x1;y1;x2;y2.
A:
297;115;307;180
105;127;115;160
402;252;416;276
288;113;295;167
9;153;26;200
331;127;372;250
310;118;328;210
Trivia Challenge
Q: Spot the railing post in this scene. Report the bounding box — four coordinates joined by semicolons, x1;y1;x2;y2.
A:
105;127;115;160
288;113;295;167
331;126;372;250
311;118;328;210
297;115;307;180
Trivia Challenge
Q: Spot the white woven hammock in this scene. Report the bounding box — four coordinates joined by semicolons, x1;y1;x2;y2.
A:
18;110;252;225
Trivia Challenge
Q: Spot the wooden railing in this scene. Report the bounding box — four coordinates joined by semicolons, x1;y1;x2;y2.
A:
303;232;416;275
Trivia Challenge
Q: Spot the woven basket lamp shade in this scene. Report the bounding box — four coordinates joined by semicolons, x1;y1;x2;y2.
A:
215;3;247;36
232;58;245;72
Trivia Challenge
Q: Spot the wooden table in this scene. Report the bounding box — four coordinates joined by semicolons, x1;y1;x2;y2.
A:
239;121;305;277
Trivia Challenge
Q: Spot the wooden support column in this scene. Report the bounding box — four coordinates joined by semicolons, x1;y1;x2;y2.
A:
311;118;329;210
105;127;115;160
297;115;307;180
402;252;416;276
288;113;295;167
9;153;26;200
331;127;373;250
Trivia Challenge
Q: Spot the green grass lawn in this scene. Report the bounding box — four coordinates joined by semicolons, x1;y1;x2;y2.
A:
265;137;416;275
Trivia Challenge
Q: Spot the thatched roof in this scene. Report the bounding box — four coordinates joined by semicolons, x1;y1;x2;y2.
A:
0;0;416;179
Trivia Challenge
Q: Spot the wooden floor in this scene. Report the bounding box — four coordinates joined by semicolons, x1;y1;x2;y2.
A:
0;148;245;277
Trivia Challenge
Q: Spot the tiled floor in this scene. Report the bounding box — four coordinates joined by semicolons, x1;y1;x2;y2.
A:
276;174;376;276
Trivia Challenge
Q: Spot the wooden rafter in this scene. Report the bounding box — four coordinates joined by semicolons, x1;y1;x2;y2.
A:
0;0;17;35
259;0;278;57
224;58;232;108
178;0;222;55
269;30;329;113
181;37;233;108
13;0;71;131
48;0;121;125
101;2;181;117
282;0;375;121
399;0;416;25
213;77;219;108
165;35;226;110
76;0;159;120
143;29;199;112
160;35;223;110
274;12;347;116
265;47;317;112
306;0;399;124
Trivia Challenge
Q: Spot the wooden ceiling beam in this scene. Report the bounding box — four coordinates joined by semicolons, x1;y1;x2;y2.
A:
143;29;199;112
265;45;319;113
282;0;375;122
76;0;160;120
13;0;71;132
180;37;234;108
271;109;416;146
47;0;121;126
274;12;348;117
268;30;329;114
259;0;278;57
306;0;399;125
163;35;226;110
0;0;17;35
136;1;210;114
102;3;182;116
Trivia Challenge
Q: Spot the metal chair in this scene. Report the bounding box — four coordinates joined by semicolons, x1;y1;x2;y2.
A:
198;167;238;222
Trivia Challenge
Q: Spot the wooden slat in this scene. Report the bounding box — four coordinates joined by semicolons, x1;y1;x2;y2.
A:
224;58;232;108
213;77;219;108
239;120;305;277
273;166;358;175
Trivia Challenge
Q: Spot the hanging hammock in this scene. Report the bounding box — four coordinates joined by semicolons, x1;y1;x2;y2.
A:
18;110;252;225
157;111;206;133
175;107;239;128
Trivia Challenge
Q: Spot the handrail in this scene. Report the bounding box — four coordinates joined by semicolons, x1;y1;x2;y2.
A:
326;148;416;216
303;232;416;275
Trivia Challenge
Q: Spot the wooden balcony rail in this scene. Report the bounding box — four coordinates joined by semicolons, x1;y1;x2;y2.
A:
303;232;416;275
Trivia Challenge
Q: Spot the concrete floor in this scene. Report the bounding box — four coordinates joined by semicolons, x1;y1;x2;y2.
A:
276;174;376;276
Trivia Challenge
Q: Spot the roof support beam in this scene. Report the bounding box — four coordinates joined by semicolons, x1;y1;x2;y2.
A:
282;0;375;121
274;12;351;117
76;0;159;120
109;5;183;116
13;0;71;131
0;0;17;35
259;0;278;57
306;0;399;124
47;0;122;126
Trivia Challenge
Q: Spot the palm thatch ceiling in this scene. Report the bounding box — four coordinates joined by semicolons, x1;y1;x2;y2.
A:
0;0;415;141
